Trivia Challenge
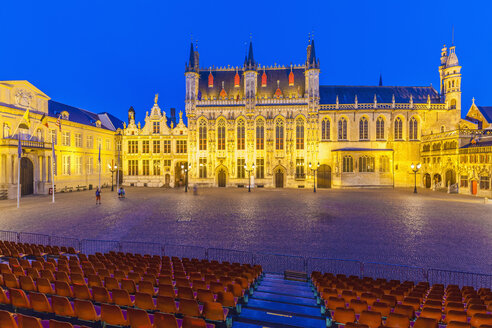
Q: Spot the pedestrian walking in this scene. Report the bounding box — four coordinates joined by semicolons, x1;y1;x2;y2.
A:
118;186;125;199
193;184;198;195
95;187;101;205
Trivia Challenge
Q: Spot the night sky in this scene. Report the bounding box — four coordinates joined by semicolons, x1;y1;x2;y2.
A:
2;0;491;123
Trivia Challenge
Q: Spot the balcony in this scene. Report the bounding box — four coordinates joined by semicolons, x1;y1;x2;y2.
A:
0;138;51;149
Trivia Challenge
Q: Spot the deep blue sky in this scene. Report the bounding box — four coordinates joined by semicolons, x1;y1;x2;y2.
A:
2;0;491;123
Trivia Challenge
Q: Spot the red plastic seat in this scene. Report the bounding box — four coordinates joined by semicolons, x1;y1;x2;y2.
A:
74;299;99;321
0;310;18;328
153;312;179;328
101;303;128;326
17;314;43;328
127;308;152;328
51;295;75;317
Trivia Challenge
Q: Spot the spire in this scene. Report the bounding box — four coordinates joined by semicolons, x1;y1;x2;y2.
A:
186;41;198;72
306;38;319;69
244;37;257;71
379;74;383;86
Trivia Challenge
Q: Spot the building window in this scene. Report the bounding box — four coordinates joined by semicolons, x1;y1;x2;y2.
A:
105;139;110;151
142;140;149;153
450;99;456;109
217;120;226;150
62;156;71;175
460;176;468;188
128;160;138;175
199;158;207;178
153;121;160;134
153;140;160;153
163;159;171;168
75;156;82;175
359;156;375;172
322;118;330;140
296;118;304;150
153;160;161;175
87;157;93;175
379;155;390;172
50;130;57;145
376;117;385;140
256;119;264;150
296;158;305;178
359;117;369;140
394;117;403;140
342;155;353;172
128;140;138;153
256;158;264;179
75;133;82;147
275;119;284;150
237;119;245;150
163;140;171;153
199;120;207;150
62;132;70;146
409;117;418;140
86;135;93;148
338;118;347;140
142;160;150;175
176;140;187;153
480;176;490;190
237;158;245;178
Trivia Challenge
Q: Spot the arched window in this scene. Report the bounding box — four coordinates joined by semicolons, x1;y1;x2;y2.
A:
217;120;225;150
275;119;284;150
452;80;455;88
322;118;330;140
379;155;390;172
359;156;375;172
296;118;304;150
256;118;264;150
376;117;385;140
394;117;403;140
338;118;347;140
409;117;418;140
198;120;207;150
450;99;456;109
237;119;245;150
342;155;353;172
36;129;43;142
359;117;369;140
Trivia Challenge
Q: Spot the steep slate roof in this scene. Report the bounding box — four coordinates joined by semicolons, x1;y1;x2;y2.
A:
48;100;123;131
319;85;440;105
477;106;492;123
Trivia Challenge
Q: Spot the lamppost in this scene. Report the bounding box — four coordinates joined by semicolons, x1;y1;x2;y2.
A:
244;163;255;192
181;163;191;192
309;162;320;193
411;162;421;193
108;163;118;192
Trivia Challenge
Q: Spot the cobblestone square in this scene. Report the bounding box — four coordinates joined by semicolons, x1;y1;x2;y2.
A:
0;187;490;274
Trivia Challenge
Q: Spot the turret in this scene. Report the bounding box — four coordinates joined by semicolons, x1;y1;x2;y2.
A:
243;40;258;100
439;44;461;112
305;38;320;99
128;106;135;124
185;41;200;101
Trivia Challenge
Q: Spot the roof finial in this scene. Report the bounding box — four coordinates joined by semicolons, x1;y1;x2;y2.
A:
472;97;475;105
154;93;158;104
308;32;311;43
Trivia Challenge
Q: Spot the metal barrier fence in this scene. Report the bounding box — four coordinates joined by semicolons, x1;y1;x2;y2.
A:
0;229;490;288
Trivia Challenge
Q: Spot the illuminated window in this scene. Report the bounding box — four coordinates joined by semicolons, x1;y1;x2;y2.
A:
163;159;171;167
217;120;226;150
322;118;330;140
199;158;207;178
142;140;149;153
128;160;138;175
379;155;390;172
105;139;111;151
142;160;149;175
460;175;468;188
237;119;245;150
75;156;82;175
256;158;264;179
153;140;160;153
199;120;207;150
480;176;490;190
296;158;305;178
50;130;57;145
153;121;160;134
343;155;353;172
237;158;245;178
275;119;284;150
338;118;347;140
86;135;93;148
296;118;304;150
74;133;82;147
359;156;375;172
163;140;171;153
87;157;93;175
376;117;385;140
153;160;161;175
128;140;138;153
450;99;456;109
62;132;70;146
394;117;403;140
256;119;264;150
176;140;187;153
62;155;71;175
409;117;418;140
359;117;369;140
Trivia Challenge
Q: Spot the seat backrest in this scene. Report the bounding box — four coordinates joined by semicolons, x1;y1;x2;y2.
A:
10;288;30;309
36;277;54;294
72;283;91;300
0;310;18;328
156;295;178;314
203;301;224;321
19;276;36;291
134;292;155;311
385;312;410;328
358;310;382;328
158;284;176;297
54;280;73;297
197;289;214;303
127;308;152;328
182;316;207;328
74;299;98;321
413;317;438;328
112;288;133;307
121;278;137;294
55;271;69;283
470;313;492;328
17;314;43;328
29;292;53;313
217;291;235;307
179;298;201;317
101;303;128;326
92;286;111;303
138;280;154;294
48;319;74;328
333;307;356;325
51;295;75;317
178;287;195;299
87;274;102;288
153;312;179;328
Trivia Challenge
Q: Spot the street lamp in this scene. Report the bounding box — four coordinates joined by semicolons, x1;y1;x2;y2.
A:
244;163;256;192
410;162;421;193
181;163;191;192
108;163;118;192
309;162;320;193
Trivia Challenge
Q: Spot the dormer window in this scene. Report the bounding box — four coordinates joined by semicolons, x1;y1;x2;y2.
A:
61;111;69;120
153;121;160;134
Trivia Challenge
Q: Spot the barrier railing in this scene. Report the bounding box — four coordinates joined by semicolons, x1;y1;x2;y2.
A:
0;229;490;288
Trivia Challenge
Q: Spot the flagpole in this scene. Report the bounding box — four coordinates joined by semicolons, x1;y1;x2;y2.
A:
51;136;56;203
17;134;21;209
116;147;120;194
98;144;101;190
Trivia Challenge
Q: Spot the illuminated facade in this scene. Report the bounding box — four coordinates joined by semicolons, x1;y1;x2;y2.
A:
0;81;122;199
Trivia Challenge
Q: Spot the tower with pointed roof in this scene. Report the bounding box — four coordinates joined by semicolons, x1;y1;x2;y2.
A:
305;38;320;103
185;41;200;103
438;44;462;114
244;40;258;101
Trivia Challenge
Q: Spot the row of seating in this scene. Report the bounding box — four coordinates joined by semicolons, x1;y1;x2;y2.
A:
0;240;77;257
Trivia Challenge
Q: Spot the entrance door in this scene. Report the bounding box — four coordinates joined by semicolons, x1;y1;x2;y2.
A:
317;165;331;188
424;174;431;188
275;169;284;188
20;157;33;195
471;180;477;195
218;169;226;187
165;174;170;187
445;170;456;186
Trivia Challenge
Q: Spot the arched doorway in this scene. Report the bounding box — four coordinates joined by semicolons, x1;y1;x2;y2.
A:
445;169;456;187
317;165;331;188
275;168;284;188
217;169;226;187
424;173;431;188
165;174;170;187
433;174;442;187
20;157;33;195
